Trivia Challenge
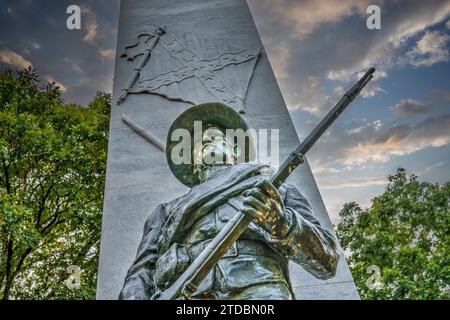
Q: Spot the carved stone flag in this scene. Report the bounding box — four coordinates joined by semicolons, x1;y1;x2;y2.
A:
119;27;261;113
97;0;360;299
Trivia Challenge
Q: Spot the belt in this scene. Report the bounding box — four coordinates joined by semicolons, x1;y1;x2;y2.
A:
188;239;281;261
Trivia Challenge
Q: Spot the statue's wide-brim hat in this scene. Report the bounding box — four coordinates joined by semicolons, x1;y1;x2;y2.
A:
166;102;255;187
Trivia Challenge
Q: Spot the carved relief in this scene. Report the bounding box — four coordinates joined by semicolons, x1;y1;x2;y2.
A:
118;26;261;113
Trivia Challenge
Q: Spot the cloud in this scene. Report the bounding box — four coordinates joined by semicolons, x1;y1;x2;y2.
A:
429;89;450;102
406;31;450;67
98;48;116;62
246;0;450;219
416;160;447;176
80;75;113;92
28;40;41;50
285;70;386;116
63;57;83;73
0;48;33;69
308;113;450;169
0;0;119;106
43;75;68;93
312;166;346;176
267;43;290;79
392;98;435;116
249;0;450;116
385;3;450;47
318;158;449;219
347;116;450;165
360;83;385;98
251;0;372;38
81;6;98;45
317;160;446;200
287;76;334;116
319;176;387;189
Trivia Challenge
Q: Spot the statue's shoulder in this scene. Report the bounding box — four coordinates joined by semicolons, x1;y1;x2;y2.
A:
225;162;269;177
143;202;172;230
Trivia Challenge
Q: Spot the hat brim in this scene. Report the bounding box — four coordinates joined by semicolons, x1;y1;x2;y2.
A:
166;103;255;187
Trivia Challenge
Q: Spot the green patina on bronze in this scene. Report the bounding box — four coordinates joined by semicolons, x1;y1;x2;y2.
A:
166;102;255;187
119;104;339;300
119;67;374;300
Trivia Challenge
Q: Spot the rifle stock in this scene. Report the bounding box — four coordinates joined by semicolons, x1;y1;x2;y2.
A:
157;67;376;300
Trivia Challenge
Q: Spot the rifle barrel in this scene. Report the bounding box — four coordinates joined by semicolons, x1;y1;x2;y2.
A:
270;67;375;188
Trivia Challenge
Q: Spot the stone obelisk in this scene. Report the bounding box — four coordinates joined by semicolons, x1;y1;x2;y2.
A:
97;0;360;299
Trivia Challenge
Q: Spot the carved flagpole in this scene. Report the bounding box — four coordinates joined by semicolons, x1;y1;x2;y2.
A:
121;114;166;152
117;27;166;104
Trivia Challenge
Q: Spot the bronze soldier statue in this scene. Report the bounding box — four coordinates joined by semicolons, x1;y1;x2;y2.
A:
119;102;340;300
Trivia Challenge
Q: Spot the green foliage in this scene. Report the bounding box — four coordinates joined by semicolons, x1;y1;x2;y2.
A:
0;68;110;299
337;168;450;299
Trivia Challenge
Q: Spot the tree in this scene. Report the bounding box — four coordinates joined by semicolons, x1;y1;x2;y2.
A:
337;168;450;299
0;68;110;299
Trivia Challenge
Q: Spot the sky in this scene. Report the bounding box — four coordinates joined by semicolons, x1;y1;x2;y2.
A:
1;0;449;224
0;0;119;104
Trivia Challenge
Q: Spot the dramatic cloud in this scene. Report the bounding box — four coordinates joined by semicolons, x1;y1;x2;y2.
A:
268;43;290;79
98;48;115;62
309;114;450;168
251;0;372;38
249;0;450;116
406;31;450;67
43;75;68;92
285;71;386;116
81;5;99;45
320;3;450;79
0;48;33;69
287;76;333;116
392;98;435;116
0;1;120;104
247;0;450;219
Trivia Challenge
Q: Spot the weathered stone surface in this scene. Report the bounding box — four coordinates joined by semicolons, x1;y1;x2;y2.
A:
97;0;359;299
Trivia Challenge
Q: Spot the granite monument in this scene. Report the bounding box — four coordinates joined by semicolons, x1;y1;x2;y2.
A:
97;0;361;300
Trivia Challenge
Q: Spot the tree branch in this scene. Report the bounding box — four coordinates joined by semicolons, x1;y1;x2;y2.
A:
2;238;13;300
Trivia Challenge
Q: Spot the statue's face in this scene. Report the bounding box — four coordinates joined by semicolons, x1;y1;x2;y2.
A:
192;125;241;182
199;126;238;166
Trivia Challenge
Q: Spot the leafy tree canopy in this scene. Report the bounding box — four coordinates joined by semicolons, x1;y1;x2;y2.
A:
337;168;450;299
0;67;110;299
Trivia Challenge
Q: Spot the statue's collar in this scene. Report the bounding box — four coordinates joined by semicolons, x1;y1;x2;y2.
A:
201;164;233;182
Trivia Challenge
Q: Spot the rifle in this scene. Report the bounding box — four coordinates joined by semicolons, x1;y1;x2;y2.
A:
157;67;376;300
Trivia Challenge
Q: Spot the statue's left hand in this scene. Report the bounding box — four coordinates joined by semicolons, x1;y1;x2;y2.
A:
242;179;290;239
